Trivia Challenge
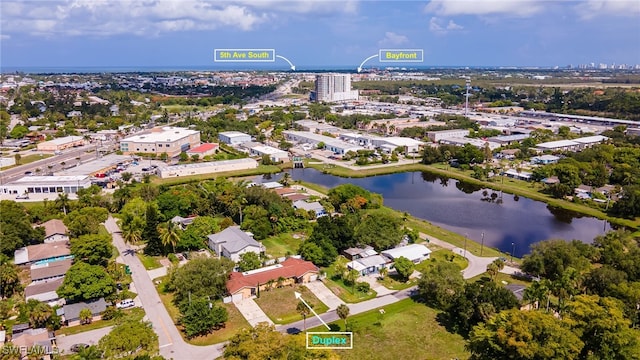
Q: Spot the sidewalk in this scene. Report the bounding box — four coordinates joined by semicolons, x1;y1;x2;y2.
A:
304;280;344;310
360;274;394;296
233;298;274;327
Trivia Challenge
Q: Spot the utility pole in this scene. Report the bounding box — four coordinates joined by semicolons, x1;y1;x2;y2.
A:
480;232;485;256
465;78;471;115
463;233;468;258
510;242;515;263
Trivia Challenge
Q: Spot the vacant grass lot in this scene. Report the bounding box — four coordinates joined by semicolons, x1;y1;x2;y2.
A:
310;298;469;360
415;249;468;273
136;253;162;270
57;308;145;336
261;233;304;258
254;285;328;325
323;267;378;303
156;277;250;345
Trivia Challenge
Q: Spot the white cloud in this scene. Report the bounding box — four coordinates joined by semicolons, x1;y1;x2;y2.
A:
378;32;409;47
575;0;640;19
429;17;464;34
424;0;544;17
0;34;10;40
446;20;464;30
0;0;357;38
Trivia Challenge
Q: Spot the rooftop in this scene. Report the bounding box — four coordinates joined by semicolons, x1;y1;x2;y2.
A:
122;127;198;143
207;226;263;254
15;242;71;265
251;145;288;155
381;244;432;261
40;136;84;145
39;219;68;238
24;278;64;298
226;257;318;294
62;298;108;320
30;259;72;281
158;158;257;171
219;131;250;138
187;143;218;153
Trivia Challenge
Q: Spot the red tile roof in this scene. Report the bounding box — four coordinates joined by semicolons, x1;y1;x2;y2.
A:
226;257;318;295
284;193;310;202
274;187;297;196
188;143;218;153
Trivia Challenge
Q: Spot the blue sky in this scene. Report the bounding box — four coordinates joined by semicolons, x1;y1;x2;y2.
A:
1;0;639;70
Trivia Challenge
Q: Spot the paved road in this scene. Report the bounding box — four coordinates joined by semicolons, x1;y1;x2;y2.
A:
452;247;498;279
55;326;113;354
104;216;225;360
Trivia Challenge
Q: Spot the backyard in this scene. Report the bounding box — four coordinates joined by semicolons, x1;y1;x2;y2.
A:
254;285;328;325
310;298;469;360
261;232;305;258
323;267;378;303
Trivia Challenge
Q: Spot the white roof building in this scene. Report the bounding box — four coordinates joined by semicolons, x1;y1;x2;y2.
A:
1;175;91;196
119;127;200;157
157;158;258;178
250;145;289;163
382;244;432;264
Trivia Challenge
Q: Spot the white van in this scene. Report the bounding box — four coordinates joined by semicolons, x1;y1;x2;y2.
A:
116;299;135;309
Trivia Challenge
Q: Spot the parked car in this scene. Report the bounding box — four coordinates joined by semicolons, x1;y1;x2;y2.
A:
15;193;29;200
116;299;135;309
70;344;89;352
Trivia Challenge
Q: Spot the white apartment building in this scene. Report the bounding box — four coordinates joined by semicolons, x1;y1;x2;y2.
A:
119;127;200;157
314;74;359;102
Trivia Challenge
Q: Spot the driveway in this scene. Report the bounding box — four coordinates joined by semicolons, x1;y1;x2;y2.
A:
452;247;498;279
104;216;225;360
55;326;112;354
233;298;274;327
304;281;344;310
359;274;394;296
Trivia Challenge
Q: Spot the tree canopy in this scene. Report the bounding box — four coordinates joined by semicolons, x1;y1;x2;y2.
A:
57;262;116;302
169;257;235;304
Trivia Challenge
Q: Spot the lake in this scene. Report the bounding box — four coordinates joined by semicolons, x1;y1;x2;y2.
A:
268;169;612;256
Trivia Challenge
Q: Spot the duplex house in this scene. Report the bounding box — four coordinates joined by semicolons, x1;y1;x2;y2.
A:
207;226;265;262
382;244;432;264
14;242;72;266
30;259;72;282
226;257;319;299
24;278;64;306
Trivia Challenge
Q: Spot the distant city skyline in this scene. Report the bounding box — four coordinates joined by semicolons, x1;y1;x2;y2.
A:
1;0;639;70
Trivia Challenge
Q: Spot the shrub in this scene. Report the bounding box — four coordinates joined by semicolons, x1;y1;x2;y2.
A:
355;281;370;293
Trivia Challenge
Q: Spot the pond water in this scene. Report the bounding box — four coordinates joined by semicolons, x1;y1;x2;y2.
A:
268;169;613;256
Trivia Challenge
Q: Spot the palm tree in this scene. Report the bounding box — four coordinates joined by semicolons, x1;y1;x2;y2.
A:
79;308;92;325
523;280;547;310
379;267;388;280
336;304;350;330
56;192;70;215
121;222;143;246
297;300;311;331
280;172;292;187
158;220;181;254
28;301;52;328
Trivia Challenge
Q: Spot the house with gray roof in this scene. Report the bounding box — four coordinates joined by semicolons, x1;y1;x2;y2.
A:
207;226;265;262
292;200;327;218
62;298;108;327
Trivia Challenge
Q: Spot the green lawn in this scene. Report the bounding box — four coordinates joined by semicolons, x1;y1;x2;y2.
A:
415;249;468;274
137;253;163;270
322;268;378;303
1;153;53;170
377;274;417;290
156;277;251;345
254;285;328;324
309;298;469;360
468;272;533;287
56;308;145;336
261;233;304;258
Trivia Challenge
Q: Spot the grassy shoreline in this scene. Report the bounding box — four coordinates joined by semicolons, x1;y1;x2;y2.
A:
305;161;638;230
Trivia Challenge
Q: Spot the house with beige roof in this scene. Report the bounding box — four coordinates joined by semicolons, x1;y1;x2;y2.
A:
14;242;72;266
38;219;69;243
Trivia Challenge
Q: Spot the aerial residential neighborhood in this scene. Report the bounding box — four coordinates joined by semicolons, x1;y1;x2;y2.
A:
1;1;640;358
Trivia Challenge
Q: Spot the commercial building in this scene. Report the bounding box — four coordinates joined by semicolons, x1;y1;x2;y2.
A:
157;158;258;178
1;175;92;196
36;136;86;152
186;143;219;158
313;74;359;102
249;145;289;163
218;131;251;145
283;130;363;155
535;135;608;153
426;129;470;142
119;127;200;157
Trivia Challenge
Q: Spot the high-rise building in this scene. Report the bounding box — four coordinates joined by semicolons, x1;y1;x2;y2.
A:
312;74;359;102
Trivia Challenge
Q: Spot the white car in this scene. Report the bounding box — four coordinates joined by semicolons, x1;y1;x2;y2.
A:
116;299;135;309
